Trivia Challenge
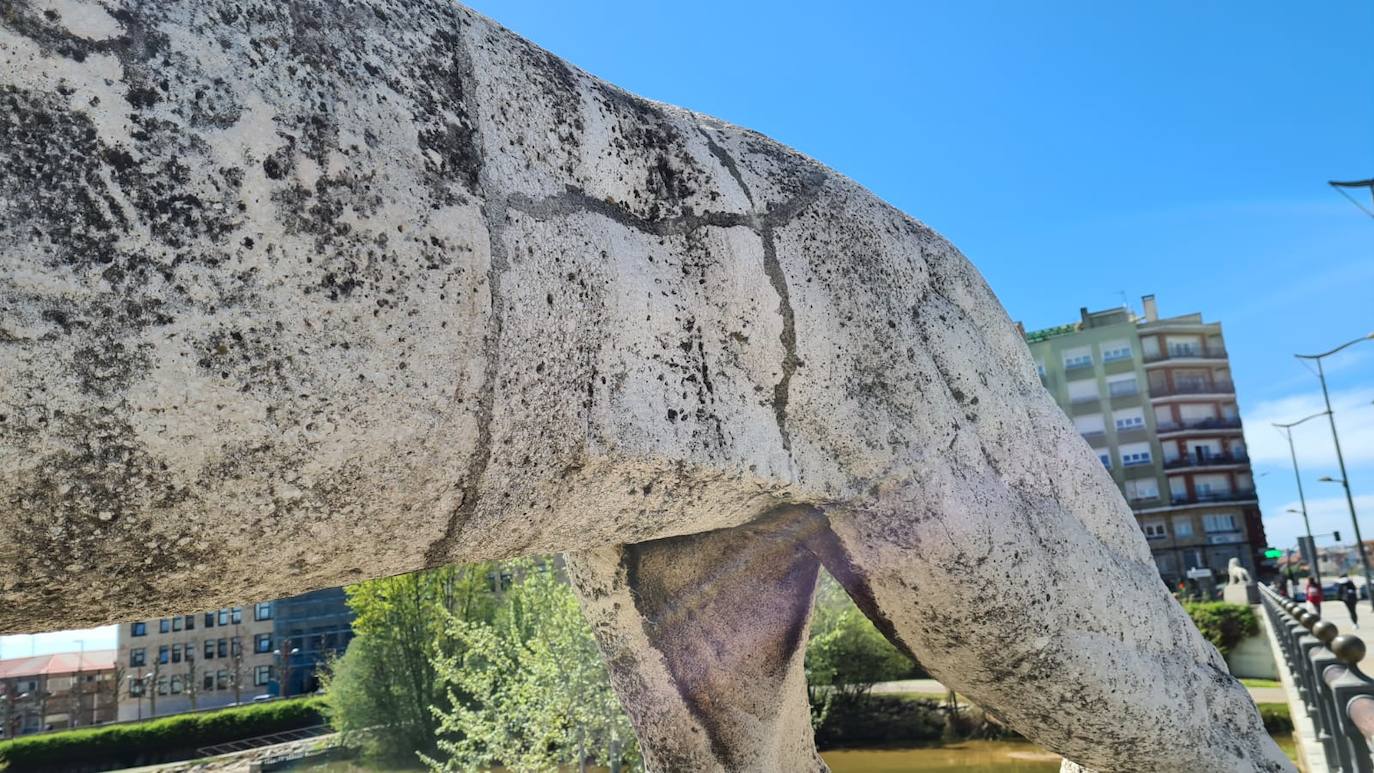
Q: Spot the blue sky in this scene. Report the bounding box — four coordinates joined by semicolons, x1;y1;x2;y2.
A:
5;1;1371;656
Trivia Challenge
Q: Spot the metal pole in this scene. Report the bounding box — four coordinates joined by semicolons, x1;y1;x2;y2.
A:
1314;356;1373;611
1282;425;1320;586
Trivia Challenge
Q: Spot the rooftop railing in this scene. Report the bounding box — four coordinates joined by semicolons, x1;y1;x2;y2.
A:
1259;584;1374;771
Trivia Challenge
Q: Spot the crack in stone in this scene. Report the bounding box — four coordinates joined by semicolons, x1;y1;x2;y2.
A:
696;125;754;208
423;14;501;569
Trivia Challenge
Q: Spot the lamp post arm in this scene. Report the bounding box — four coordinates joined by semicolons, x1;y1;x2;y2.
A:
1296;332;1374;360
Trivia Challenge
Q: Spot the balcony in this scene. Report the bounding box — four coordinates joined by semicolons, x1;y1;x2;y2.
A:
1115;426;1151;444
1069;396;1101;415
1163;452;1251;471
1079;430;1106;446
1143;346;1228;365
1064;360;1096;381
1154;417;1243;435
1170;489;1258;506
1149;380;1235;398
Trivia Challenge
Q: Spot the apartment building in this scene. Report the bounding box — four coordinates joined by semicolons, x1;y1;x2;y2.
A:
1024;294;1266;586
115;603;278;720
0;650;118;737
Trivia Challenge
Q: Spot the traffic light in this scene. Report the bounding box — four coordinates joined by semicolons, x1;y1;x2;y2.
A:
1336;531;1343;542
1264;548;1284;559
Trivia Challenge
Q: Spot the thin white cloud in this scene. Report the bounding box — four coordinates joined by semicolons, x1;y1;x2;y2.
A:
1244;386;1374;468
1263;494;1374;550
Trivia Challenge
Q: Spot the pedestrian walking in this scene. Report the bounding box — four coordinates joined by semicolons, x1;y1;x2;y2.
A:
1306;576;1323;616
1339;573;1360;627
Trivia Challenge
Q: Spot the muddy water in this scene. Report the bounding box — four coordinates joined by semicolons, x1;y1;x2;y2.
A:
820;741;1061;772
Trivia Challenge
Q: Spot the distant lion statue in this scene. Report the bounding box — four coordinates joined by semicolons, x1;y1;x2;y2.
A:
1229;557;1253;586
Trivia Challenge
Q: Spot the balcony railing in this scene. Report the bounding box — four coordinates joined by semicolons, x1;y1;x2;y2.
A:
1163;453;1251;470
1155;417;1243;433
1107;383;1140;398
1149;380;1235;397
1143;346;1229;364
1079;430;1106;445
1169;488;1257;506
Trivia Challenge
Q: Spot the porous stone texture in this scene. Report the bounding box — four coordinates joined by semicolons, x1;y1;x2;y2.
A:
0;2;1292;770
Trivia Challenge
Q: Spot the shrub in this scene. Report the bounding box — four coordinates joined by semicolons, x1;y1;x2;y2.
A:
813;695;944;749
0;696;324;772
1258;702;1293;735
1183;602;1258;658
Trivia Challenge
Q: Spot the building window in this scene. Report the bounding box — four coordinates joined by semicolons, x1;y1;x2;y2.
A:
1203;513;1237;533
1102;344;1132;362
254;602;273;621
1142;522;1167;540
205;612;215;628
158;645;169;665
184;615;195;631
205;640;215;660
1035;361;1046;377
170;675;182;694
231;607;243;624
171;645;181;664
231;637;242;657
131;622;147;637
129;679;144;697
218;639;228;658
1115;414;1145;430
1064;353;1093;369
172;616;183;632
218;609;229;626
1098;453;1112;469
157;678;168;696
1125;478;1158;501
130;648;146;667
1174;518;1194;538
255;665;272;686
159;619;170;634
255;633;273;654
217;670;229;690
1121;444;1152;466
204;673;215;691
1107;377;1138;397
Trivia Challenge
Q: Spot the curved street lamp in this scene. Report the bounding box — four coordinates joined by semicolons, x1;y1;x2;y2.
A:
1297;332;1374;609
1275;412;1329;584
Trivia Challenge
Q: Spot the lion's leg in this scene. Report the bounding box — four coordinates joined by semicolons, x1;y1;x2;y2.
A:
565;509;827;773
802;486;1291;773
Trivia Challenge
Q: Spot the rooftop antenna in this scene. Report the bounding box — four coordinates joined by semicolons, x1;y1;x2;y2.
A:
1329;179;1374;219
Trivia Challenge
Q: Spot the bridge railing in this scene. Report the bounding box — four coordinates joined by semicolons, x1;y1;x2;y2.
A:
1260;582;1374;772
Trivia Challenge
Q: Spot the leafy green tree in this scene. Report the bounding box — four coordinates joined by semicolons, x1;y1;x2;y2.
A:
425;559;639;773
806;572;915;704
321;563;496;762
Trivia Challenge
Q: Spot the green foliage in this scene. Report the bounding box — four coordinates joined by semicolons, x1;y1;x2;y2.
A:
1258;702;1293;735
0;697;323;772
425;559;638;773
806;573;918;704
812;695;944;749
1182;602;1259;658
320;562;497;763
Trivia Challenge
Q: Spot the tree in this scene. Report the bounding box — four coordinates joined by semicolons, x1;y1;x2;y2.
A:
321;561;497;762
183;655;199;711
806;572;915;704
425;559;639;773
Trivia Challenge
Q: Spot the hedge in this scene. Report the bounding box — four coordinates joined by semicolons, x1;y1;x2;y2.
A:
0;696;325;772
1258;702;1293;735
1183;601;1259;658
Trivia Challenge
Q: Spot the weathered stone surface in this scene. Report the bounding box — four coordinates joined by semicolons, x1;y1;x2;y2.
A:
0;1;1291;770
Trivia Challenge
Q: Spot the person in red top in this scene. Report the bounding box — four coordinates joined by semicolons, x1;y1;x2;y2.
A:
1306;575;1323;616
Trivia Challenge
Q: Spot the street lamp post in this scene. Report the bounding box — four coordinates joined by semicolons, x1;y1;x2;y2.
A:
1275;412;1328;585
272;646;300;699
1298;332;1374;610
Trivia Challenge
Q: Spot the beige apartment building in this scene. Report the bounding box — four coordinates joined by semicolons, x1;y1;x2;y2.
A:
1024;294;1266;587
115;602;278;720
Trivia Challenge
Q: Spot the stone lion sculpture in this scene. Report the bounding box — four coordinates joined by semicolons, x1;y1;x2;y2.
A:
1229;557;1253;586
0;2;1289;770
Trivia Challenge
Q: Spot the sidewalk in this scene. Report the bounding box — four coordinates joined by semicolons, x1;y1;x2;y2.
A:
871;677;1285;704
1299;598;1372;670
